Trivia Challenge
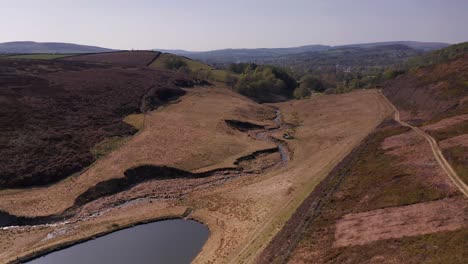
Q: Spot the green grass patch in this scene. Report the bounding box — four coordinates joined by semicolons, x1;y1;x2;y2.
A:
91;136;129;159
124;113;145;130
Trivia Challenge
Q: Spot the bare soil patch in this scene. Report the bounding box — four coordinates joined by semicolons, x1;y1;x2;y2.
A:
334;197;467;247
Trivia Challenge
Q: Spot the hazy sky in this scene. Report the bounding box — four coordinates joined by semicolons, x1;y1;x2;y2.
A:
1;0;467;51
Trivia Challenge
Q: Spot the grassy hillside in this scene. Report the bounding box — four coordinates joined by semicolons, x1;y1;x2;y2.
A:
150;53;237;83
151;53;213;77
159;41;447;65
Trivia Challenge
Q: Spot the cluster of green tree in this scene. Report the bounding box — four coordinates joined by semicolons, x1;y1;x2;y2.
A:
222;45;424;96
232;63;297;102
294;66;391;95
228;63;252;74
293;75;325;98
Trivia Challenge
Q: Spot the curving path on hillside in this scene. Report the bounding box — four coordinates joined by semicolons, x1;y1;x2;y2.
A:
378;91;468;197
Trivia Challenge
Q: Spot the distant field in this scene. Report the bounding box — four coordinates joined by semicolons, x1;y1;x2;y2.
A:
1;54;73;60
60;51;159;67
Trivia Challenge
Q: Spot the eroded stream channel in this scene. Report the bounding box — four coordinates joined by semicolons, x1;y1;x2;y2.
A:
25;219;208;264
3;108;289;264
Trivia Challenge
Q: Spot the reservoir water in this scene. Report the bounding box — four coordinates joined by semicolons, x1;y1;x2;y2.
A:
26;219;209;264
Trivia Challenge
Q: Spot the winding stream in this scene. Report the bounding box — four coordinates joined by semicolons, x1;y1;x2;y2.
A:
253;109;289;165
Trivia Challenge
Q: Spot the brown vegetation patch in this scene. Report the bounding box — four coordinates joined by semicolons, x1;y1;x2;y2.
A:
334;197;467;247
422;114;468;131
440;134;468;149
384;55;468;122
263;119;466;264
443;146;468;185
382;130;457;194
426;120;468;142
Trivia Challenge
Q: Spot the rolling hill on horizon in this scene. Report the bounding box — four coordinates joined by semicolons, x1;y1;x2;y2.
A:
0;41;114;54
154;41;450;65
0;40;450;58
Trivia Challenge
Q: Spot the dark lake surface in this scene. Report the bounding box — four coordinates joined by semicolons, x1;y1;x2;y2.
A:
26;219;209;264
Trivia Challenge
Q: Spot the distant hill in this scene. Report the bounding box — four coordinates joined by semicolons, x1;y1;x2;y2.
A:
262;44;428;90
337;41;450;51
155;45;331;64
155;41;450;65
0;41;114;54
267;44;423;71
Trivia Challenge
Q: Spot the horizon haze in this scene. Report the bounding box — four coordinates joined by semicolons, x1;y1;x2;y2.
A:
1;0;467;51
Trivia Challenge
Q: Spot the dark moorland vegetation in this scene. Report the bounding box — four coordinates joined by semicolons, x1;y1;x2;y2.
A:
0;54;192;188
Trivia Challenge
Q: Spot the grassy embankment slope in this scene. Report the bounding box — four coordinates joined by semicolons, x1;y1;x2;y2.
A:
260;42;468;264
197;90;391;263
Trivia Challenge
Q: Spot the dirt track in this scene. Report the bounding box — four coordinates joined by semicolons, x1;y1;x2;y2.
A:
379;91;468;197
